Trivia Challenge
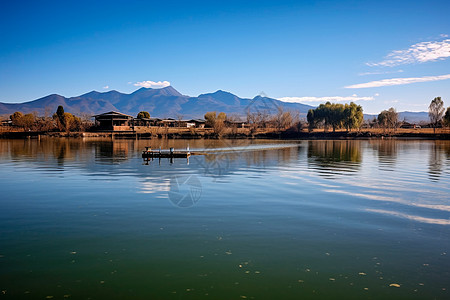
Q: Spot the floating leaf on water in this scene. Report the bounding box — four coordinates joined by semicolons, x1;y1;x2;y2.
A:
70;252;76;255
298;280;304;283
325;253;330;256
245;271;250;274
238;264;242;268
329;278;335;281
100;281;105;284
419;283;424;286
364;288;369;291
255;271;260;274
240;296;247;299
225;251;232;255
46;296;54;299
359;272;367;276
305;269;310;272
389;283;401;288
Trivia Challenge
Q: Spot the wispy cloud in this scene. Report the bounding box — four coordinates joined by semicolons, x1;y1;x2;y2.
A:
103;85;109;89
134;80;171;88
366;38;450;67
359;70;404;76
278;95;374;103
345;74;450;89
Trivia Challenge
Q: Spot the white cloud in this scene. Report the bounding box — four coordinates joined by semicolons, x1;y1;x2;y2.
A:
374;93;380;96
345;74;450;89
103;85;109;89
359;70;404;76
278;95;374;103
134;80;171;89
366;38;450;67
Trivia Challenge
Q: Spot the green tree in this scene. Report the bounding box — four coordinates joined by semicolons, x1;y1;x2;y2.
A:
378;107;398;132
307;109;315;132
428;97;445;133
137;111;150;119
343;102;363;131
55;105;66;130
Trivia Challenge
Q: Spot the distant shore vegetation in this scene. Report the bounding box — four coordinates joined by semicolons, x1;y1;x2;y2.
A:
1;98;450;138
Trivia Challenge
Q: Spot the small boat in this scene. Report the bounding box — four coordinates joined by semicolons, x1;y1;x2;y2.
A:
142;147;191;159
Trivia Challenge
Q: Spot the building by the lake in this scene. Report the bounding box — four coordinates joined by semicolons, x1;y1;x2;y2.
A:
93;111;206;131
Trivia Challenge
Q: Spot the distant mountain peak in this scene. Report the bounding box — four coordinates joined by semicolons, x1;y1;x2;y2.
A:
132;86;182;97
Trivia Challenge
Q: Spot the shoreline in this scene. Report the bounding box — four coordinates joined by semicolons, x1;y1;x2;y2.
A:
1;130;449;140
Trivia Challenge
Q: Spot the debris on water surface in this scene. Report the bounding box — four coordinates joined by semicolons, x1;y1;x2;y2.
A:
359;272;367;276
389;283;401;288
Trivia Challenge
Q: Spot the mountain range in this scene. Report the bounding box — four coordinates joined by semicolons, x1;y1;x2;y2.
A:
0;86;430;122
0;86;314;120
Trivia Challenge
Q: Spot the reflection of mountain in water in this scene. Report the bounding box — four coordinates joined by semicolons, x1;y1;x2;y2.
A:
307;140;361;177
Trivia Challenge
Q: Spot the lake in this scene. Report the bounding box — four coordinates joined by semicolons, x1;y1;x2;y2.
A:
0;138;449;299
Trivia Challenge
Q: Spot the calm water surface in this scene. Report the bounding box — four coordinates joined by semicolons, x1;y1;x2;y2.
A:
0;138;449;299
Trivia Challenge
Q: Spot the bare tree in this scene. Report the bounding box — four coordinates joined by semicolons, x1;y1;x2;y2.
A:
176;114;184;127
428;97;445;133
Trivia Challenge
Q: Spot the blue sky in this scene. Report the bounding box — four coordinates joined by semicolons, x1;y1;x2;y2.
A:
0;0;449;114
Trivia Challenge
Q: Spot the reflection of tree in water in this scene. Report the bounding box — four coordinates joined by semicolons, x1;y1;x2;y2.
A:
428;141;448;181
307;140;361;177
369;139;398;170
94;140;132;163
369;139;399;171
436;140;450;159
3;138;85;166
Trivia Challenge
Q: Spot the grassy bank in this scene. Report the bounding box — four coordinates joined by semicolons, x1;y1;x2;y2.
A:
1;126;450;139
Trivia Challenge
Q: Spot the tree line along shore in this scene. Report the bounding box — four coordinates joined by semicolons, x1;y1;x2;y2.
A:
1;98;450;139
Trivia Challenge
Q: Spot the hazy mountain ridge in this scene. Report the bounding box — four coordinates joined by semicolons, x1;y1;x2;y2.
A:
0;86;429;122
364;111;429;123
0;86;315;119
